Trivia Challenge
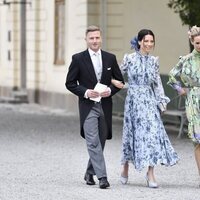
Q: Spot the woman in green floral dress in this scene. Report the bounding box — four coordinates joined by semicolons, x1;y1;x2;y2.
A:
168;25;200;184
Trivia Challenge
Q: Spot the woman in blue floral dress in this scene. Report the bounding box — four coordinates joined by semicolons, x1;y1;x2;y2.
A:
168;26;200;185
112;29;179;188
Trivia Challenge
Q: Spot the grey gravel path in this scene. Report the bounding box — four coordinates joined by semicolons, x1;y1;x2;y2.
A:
0;103;199;200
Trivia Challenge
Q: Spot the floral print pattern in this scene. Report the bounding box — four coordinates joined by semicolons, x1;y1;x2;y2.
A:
168;49;200;144
121;51;179;171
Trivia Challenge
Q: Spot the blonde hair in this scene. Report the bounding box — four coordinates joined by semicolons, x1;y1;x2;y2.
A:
85;25;101;36
188;25;200;42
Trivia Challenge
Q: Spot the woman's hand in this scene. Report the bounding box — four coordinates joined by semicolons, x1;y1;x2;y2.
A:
178;88;187;96
111;79;124;89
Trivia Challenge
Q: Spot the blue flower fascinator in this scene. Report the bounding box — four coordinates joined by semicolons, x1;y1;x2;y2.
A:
130;36;139;51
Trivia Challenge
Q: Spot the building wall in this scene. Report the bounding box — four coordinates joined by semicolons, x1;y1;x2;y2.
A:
0;0;88;113
87;0;189;74
0;0;190;114
120;0;189;74
0;4;20;89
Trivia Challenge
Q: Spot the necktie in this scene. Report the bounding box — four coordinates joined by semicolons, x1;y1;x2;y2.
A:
93;53;102;82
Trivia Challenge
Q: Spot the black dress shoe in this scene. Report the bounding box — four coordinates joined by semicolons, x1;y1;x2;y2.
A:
84;173;95;185
99;177;110;189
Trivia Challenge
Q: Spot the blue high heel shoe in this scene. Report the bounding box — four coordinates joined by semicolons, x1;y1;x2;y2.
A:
145;174;158;188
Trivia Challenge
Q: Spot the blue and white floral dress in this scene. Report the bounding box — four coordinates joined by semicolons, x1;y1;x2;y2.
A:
120;51;179;171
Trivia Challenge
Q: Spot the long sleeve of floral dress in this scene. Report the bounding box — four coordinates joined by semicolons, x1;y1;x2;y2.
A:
119;54;129;89
152;58;170;111
120;54;129;75
168;57;185;93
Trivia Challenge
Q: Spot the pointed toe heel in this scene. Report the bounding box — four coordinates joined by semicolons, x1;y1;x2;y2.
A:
120;175;128;185
145;175;158;188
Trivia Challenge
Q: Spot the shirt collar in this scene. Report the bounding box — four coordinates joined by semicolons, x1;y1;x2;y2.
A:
88;48;101;57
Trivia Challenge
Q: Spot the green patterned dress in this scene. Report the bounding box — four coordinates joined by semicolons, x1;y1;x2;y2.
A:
168;49;200;144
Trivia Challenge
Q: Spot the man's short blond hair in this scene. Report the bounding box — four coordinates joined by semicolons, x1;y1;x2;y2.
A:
85;25;101;36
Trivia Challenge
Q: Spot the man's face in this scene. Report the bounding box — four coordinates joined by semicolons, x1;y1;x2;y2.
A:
85;31;102;52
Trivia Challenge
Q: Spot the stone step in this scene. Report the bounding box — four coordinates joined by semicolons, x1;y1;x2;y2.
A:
0;96;23;104
0;90;28;104
11;90;28;103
